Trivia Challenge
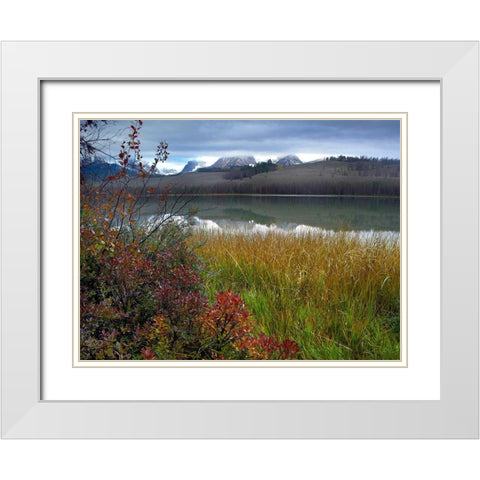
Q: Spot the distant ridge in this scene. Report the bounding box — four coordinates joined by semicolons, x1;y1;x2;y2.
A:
81;156;165;179
81;158;135;179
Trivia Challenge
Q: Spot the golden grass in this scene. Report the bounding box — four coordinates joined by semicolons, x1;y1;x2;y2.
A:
191;229;400;360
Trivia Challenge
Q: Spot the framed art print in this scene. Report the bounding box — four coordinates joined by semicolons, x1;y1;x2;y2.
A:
73;113;405;360
1;41;478;437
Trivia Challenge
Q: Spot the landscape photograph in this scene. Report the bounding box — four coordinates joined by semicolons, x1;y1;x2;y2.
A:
79;117;401;361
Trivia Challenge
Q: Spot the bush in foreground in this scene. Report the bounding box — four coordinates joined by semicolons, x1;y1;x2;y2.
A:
80;231;300;360
80;120;299;360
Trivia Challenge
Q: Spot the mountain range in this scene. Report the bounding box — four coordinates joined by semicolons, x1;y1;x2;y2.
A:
202;154;304;170
82;153;399;181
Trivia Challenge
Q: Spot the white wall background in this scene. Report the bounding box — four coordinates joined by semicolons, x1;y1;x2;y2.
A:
1;1;479;479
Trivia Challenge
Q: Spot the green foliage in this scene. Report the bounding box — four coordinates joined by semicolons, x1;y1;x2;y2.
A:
193;229;400;360
223;160;279;180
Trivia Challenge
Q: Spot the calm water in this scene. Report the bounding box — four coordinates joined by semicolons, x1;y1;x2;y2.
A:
139;195;400;232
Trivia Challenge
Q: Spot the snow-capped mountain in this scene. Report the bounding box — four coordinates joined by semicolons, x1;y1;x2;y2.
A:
157;167;179;175
276;154;303;166
181;160;207;173
210;155;257;168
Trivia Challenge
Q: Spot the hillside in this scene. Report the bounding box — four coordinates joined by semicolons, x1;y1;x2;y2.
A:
124;159;400;196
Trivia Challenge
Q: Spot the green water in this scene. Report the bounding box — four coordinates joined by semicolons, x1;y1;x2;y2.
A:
140;195;400;232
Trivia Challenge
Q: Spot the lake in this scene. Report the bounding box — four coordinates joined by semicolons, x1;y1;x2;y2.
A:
139;194;400;232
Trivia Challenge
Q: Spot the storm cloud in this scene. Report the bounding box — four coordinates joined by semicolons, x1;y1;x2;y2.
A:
98;119;400;172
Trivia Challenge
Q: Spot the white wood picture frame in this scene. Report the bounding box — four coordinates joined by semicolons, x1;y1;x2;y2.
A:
1;41;478;438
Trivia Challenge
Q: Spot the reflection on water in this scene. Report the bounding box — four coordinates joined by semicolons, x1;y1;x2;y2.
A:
192;217;400;243
138;194;400;232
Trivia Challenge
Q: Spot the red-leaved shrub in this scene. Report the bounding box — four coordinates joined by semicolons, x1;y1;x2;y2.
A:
80;120;300;361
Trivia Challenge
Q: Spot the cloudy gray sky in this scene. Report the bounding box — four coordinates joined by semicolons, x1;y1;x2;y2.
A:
92;119;400;172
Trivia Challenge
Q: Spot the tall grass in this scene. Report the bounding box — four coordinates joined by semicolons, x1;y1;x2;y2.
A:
191;229;400;360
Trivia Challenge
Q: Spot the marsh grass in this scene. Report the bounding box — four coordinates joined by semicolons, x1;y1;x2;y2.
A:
191;229;400;360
